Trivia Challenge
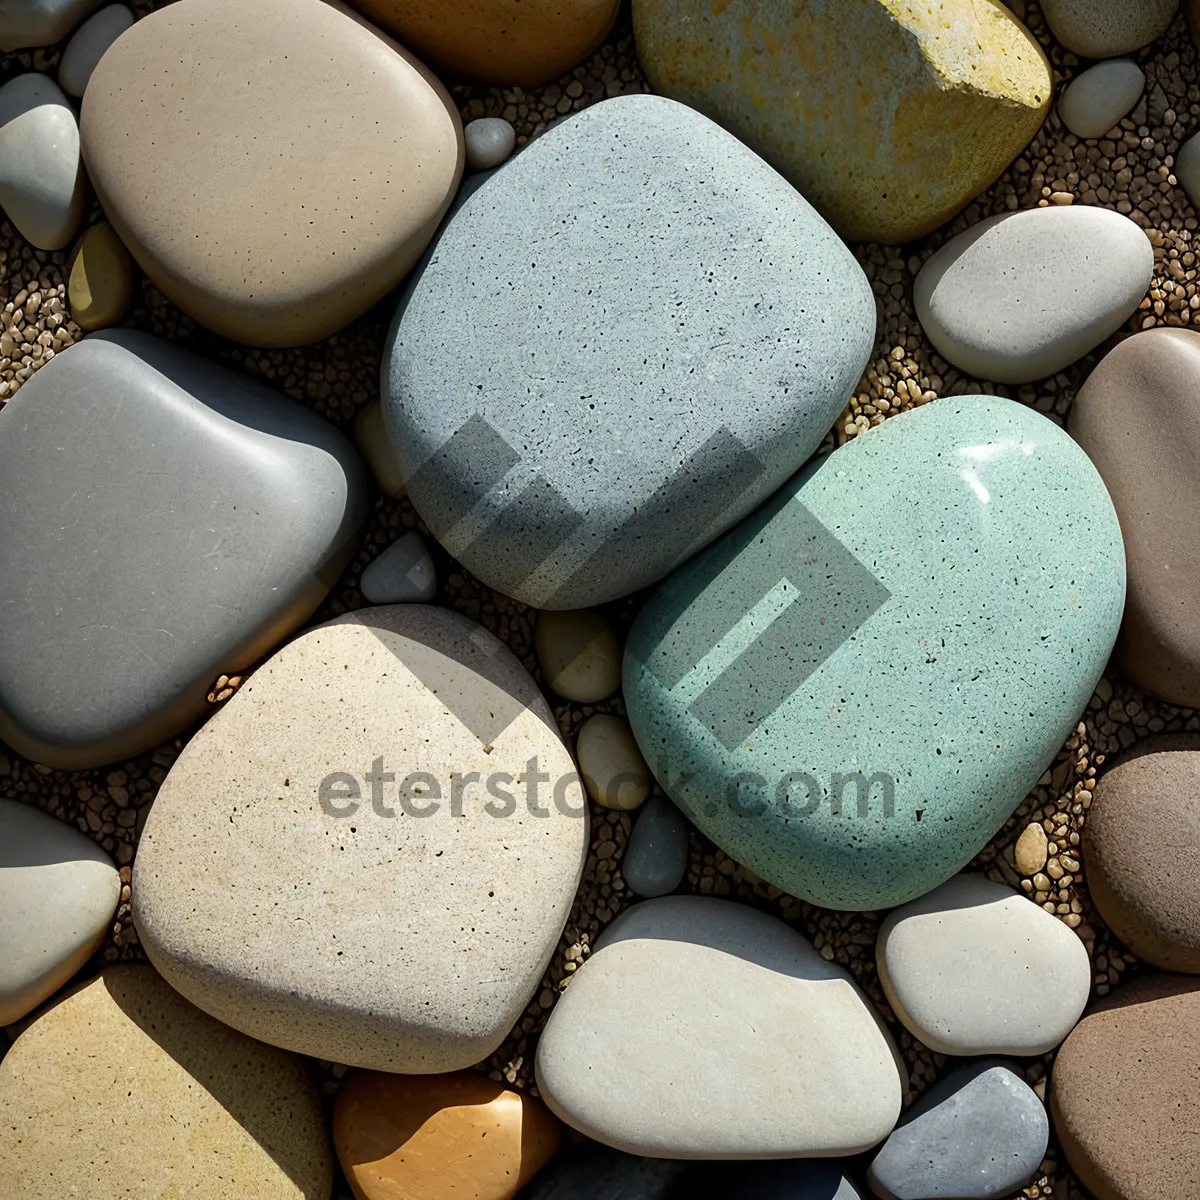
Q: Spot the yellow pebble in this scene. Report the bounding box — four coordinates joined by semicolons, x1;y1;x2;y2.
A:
67;222;133;332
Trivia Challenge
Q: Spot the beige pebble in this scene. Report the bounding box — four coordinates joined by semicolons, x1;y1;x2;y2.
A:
575;714;650;811
535;609;620;702
1015;822;1049;875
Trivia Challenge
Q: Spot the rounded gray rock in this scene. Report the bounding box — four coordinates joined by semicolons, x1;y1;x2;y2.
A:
464;116;516;170
1058;59;1144;139
360;530;437;604
58;4;132;98
623;794;689;898
383;93;875;609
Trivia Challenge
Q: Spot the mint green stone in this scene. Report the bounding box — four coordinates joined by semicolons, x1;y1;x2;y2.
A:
624;397;1125;910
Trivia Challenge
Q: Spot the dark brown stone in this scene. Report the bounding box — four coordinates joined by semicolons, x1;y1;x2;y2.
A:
1070;328;1200;705
1051;973;1200;1200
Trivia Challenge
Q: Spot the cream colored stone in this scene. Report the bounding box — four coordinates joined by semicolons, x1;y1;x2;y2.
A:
353;398;406;497
535;609;620;702
575;714;650;811
67;220;132;331
134;605;587;1072
0;967;331;1200
1014;821;1049;875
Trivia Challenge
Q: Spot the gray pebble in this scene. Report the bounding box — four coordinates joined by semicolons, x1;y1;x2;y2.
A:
464;117;516;171
360;531;436;604
518;1142;690;1199
1058;59;1144;140
623;795;689;898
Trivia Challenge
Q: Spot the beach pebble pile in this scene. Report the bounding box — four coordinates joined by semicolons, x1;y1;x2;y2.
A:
1;0;1200;1197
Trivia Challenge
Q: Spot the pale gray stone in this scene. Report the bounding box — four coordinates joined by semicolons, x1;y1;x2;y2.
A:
1058;59;1144;139
464;116;515;170
360;531;437;604
623;795;689;898
58;4;132;98
0;0;104;49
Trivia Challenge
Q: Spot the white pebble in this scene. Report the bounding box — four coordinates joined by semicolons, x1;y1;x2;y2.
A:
464;117;516;172
1058;59;1144;140
58;5;133;98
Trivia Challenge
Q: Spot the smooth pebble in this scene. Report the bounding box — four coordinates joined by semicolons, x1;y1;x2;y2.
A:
353;397;406;498
1058;59;1144;139
623;794;689;898
58;4;132;97
67;220;133;331
360;531;436;604
0;0;103;49
1040;0;1178;57
535;608;621;703
576;714;651;811
464;116;515;170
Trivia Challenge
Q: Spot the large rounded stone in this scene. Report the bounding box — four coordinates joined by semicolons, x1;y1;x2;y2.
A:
624;397;1124;910
634;0;1050;244
0;330;367;769
535;896;904;1158
1083;742;1200;972
349;0;618;86
384;94;874;609
1041;0;1178;57
134;605;587;1072
1069;328;1200;704
877;875;1091;1056
0;799;119;1025
0;967;332;1200
1051;973;1200;1200
914;207;1153;383
81;0;462;347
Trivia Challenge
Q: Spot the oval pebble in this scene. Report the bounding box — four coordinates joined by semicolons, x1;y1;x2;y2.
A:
1041;0;1178;57
360;531;436;604
1014;821;1049;876
535;608;621;702
464;116;516;171
1058;59;1144;139
353;398;406;499
877;874;1091;1055
623;794;689;898
914;206;1153;383
67;220;133;331
576;714;651;811
58;4;131;97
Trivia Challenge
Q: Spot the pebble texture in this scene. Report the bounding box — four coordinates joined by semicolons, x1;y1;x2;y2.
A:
1070;328;1200;704
535;609;621;703
333;1069;561;1200
623;794;689;898
133;605;587;1072
878;875;1091;1055
1058;59;1145;140
464;116;516;170
576;714;651;811
0;73;84;250
0;799;119;1025
1041;0;1179;57
81;0;463;346
914;207;1153;383
868;1060;1049;1200
1051;973;1200;1200
0;0;103;48
0;967;332;1200
1083;742;1200;971
383;94;875;609
58;4;132;97
0;330;367;769
360;531;437;603
535;896;904;1158
349;0;619;86
624;397;1125;910
66;220;132;330
634;0;1051;244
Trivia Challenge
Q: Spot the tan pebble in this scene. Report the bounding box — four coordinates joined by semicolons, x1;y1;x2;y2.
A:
535;609;620;703
1015;821;1049;875
575;714;650;811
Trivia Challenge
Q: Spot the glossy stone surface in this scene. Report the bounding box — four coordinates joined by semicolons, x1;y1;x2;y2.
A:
334;1070;561;1200
535;897;904;1158
0;799;119;1025
0;330;366;769
0;0;103;49
383;94;874;609
0;967;332;1200
634;0;1050;244
1070;328;1200;704
58;4;131;97
81;0;463;346
623;795;689;898
1041;0;1178;57
915;207;1153;383
1051;973;1200;1200
624;396;1125;910
134;606;587;1072
868;1060;1048;1200
1058;59;1144;139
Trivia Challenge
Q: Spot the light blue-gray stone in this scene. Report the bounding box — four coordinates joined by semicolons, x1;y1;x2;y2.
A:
382;93;875;610
623;396;1125;910
623;794;689;898
360;531;437;604
867;1060;1048;1200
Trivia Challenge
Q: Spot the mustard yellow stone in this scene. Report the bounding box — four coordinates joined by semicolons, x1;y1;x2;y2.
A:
633;0;1052;244
67;221;133;332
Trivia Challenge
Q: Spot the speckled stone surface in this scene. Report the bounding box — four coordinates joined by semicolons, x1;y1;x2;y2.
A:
133;605;587;1072
623;396;1125;910
1058;59;1145;140
383;94;875;609
80;0;463;346
1041;0;1178;57
633;0;1050;245
1051;973;1200;1200
915;207;1153;384
878;876;1091;1055
535;896;904;1158
1070;328;1200;705
623;795;689;898
0;967;332;1200
867;1059;1049;1200
0;799;119;1025
0;330;367;769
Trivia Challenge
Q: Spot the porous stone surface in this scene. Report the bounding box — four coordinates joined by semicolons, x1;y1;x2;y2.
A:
57;3;131;96
81;0;463;346
624;397;1124;910
0;967;332;1200
867;1060;1049;1200
383;93;874;609
0;798;119;1025
0;330;367;769
535;896;904;1158
878;875;1091;1056
464;116;516;170
360;530;436;603
0;0;103;49
914;207;1153;383
1083;742;1200;971
66;219;132;330
623;794;689;898
1041;0;1179;57
535;609;621;702
133;605;587;1072
333;1069;561;1200
348;0;619;86
1070;328;1200;705
0;73;84;250
576;714;651;811
634;0;1051;244
1059;59;1145;139
1051;973;1200;1200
